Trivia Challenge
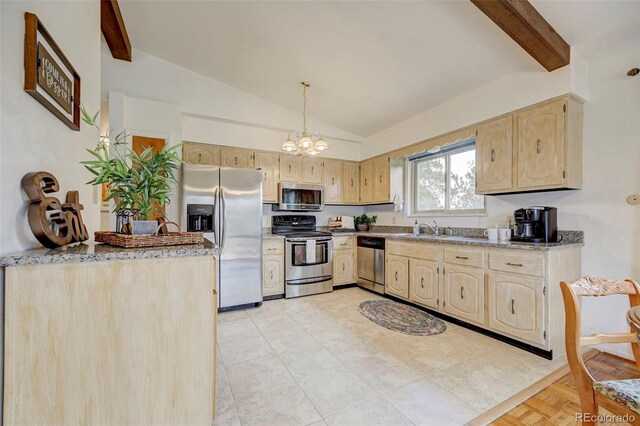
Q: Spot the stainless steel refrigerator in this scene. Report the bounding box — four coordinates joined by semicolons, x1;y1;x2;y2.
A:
181;164;263;309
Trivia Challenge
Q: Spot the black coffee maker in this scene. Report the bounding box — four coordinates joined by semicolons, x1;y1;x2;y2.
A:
512;207;558;243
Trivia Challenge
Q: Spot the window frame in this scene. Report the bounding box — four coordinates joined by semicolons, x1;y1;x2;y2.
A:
408;142;486;216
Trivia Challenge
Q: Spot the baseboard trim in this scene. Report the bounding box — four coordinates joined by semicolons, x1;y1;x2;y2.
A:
466;348;600;426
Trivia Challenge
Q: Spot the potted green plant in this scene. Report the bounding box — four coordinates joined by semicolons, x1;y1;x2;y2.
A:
80;107;182;235
354;213;377;232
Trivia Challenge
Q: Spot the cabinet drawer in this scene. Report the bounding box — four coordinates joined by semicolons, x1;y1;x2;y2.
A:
444;248;485;268
263;240;284;255
333;236;355;251
489;251;545;277
386;240;437;261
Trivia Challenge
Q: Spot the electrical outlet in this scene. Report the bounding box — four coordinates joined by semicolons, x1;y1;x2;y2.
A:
627;194;640;205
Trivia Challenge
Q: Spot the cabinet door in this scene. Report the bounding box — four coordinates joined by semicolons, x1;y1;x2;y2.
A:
444;265;485;325
360;159;374;203
182;143;221;165
343;161;360;204
373;156;390;202
516;100;565;189
263;254;284;296
279;155;302;182
221;147;254;169
409;259;439;309
386;254;409;299
302;157;323;184
254;152;279;203
333;250;354;285
488;273;545;345
323;160;343;203
476;116;513;193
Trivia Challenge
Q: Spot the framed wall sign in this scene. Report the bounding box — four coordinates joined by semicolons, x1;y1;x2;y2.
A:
24;12;81;131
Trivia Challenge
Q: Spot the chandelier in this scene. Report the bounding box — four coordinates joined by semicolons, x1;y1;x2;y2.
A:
282;81;328;156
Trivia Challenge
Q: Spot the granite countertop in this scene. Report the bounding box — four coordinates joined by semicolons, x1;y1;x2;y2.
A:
0;239;220;267
329;230;583;251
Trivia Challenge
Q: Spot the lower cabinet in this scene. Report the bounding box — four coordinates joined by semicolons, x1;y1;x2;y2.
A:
386;254;409;298
443;264;485;325
488;272;545;345
334;250;355;285
409;259;439;309
263;240;284;296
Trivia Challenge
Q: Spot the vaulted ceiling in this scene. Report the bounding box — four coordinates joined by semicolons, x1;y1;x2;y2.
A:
118;0;639;137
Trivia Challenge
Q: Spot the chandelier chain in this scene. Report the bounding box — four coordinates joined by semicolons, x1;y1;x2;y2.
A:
302;83;307;132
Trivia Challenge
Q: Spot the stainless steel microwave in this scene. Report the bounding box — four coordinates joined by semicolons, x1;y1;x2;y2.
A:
275;183;324;211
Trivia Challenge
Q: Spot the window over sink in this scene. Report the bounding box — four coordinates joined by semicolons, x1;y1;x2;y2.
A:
409;139;485;215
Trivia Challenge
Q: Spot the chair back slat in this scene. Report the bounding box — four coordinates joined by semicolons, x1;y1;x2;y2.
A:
569;275;639;296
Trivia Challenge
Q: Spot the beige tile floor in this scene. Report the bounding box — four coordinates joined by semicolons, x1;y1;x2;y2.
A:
214;287;566;426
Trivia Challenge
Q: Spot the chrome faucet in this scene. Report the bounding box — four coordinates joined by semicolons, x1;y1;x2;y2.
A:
419;220;439;236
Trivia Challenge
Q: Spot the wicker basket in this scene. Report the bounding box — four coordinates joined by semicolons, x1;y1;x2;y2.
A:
95;221;204;248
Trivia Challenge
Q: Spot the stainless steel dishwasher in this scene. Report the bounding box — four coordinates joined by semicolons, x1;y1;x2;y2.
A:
356;237;385;294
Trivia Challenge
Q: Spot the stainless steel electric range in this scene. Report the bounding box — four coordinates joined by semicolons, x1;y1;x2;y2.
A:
272;215;333;298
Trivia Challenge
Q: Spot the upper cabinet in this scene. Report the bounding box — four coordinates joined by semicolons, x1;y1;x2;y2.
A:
279;155;302;182
302;157;323;184
476;95;583;195
221;147;254;169
343;161;360;204
182;142;221;165
373;155;390;203
254;151;279;203
476;116;513;193
323;160;343;204
359;159;374;203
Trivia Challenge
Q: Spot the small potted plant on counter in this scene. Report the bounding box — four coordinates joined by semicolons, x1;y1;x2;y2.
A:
355;213;377;232
81;107;182;235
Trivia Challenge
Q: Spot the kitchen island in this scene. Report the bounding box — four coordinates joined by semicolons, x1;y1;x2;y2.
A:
0;241;219;425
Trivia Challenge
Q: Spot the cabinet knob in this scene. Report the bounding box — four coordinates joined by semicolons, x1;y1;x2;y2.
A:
395;271;398;280
460;286;464;299
421;277;424;288
511;299;515;315
331;177;335;186
351;178;354;187
379;175;382;183
311;166;314;174
536;139;541;154
198;153;202;162
235;156;238;166
365;178;368;186
270;271;273;280
490;149;495;162
342;264;345;272
289;164;292;173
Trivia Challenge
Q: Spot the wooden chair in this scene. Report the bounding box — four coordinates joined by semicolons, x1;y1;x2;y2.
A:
561;275;640;425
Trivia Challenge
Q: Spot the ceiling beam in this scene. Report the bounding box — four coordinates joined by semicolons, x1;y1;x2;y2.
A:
101;0;131;62
470;0;570;71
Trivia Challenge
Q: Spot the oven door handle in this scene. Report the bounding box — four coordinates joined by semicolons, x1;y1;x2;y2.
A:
286;275;333;286
286;237;332;243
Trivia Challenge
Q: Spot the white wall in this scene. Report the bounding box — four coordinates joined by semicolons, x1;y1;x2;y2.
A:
102;48;366;229
365;40;640;358
1;1;101;254
0;0;101;416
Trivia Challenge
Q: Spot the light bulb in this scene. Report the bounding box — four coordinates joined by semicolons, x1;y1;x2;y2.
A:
315;138;328;151
282;138;297;152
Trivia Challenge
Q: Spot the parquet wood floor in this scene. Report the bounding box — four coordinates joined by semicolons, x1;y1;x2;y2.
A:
490;352;640;426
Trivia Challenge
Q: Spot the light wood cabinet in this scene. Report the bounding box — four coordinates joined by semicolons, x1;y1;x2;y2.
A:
263;240;284;296
334;251;355;285
409;259;439;309
254;152;279;203
373;155;390;203
343;161;360;204
323;160;343;204
182;142;221;165
360;159;374;203
302;157;323;184
516;100;565;189
279;155;302;182
221;147;254;169
488;272;545;345
475;116;513;193
333;236;356;286
443;264;485;325
386;254;409;298
4;257;217;424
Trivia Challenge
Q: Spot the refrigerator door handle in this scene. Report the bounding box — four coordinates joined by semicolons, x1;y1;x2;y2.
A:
212;187;220;247
220;187;227;249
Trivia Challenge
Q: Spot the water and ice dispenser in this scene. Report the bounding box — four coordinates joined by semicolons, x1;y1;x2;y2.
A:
187;204;214;232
